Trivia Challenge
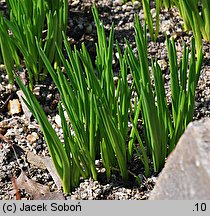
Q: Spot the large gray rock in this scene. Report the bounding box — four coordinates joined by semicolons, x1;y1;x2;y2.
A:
149;118;210;200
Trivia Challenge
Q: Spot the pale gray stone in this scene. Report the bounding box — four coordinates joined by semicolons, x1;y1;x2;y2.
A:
113;0;124;6
149;118;210;200
133;1;141;10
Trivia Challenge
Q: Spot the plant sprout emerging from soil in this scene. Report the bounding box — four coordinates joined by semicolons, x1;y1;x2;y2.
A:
126;15;203;173
141;0;161;41
16;5;203;193
137;0;173;41
125;0;207;55
0;0;68;89
173;0;209;55
16;5;133;193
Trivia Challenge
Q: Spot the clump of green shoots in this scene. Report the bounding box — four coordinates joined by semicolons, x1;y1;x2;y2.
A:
16;5;136;192
140;0;174;41
0;16;20;83
0;0;68;89
16;5;203;193
141;0;161;41
126;15;203;173
162;0;172;10
172;0;209;55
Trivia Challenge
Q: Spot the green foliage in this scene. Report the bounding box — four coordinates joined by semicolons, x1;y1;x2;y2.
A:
0;0;68;88
162;0;172;10
138;0;173;41
17;5;135;192
141;0;161;41
16;5;203;193
0;16;20;84
126;15;203;172
173;0;210;55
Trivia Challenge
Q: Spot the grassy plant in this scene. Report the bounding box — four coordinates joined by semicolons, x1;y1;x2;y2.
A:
16;77;73;192
0;16;20;84
162;0;172;10
141;0;162;41
1;0;67;88
121;1;173;41
173;0;210;55
0;50;2;64
126;15;203;173
16;4;203;192
91;6;132;180
16;5;140;192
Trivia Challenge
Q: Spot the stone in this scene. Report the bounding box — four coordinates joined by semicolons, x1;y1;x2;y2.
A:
7;99;21;115
157;59;168;71
149;118;210;200
33;86;40;96
71;0;79;7
27;132;39;144
133;1;141;10
6;84;17;91
113;0;124;6
54;114;62;127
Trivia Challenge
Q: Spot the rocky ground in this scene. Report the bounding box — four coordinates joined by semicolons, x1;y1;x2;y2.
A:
0;0;209;200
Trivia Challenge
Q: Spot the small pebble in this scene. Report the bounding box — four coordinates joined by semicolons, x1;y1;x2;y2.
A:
113;0;124;6
71;0;79;7
27;132;39;144
133;1;141;10
54;114;62;127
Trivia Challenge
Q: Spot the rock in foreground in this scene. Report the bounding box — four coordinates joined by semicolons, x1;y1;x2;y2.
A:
149;118;210;200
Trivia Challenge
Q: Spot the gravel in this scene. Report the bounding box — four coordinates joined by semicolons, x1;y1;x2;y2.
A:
0;0;209;200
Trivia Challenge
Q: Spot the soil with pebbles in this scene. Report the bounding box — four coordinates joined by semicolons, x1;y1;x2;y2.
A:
0;0;209;200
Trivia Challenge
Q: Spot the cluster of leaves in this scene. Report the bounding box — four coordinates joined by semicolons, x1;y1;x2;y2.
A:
132;0;173;42
173;0;210;55
17;6;131;192
139;0;209;56
16;5;203;193
0;0;68;89
0;0;208;88
127;18;202;174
